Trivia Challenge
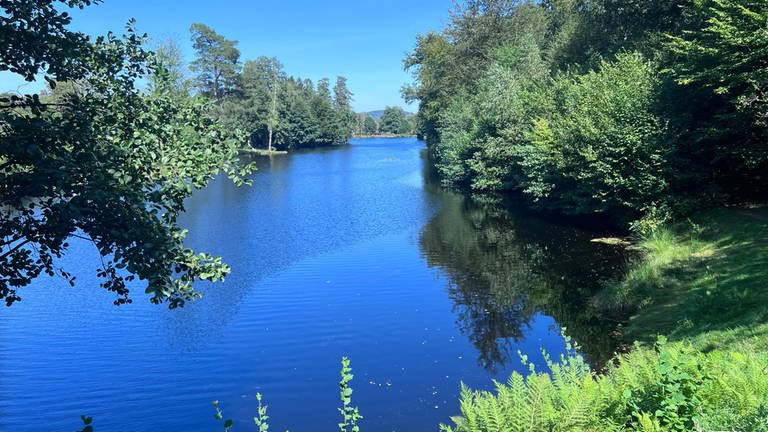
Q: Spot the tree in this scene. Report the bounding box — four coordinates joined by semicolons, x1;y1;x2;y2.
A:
355;112;366;135
275;79;316;149
379;106;410;135
363;115;378;135
189;23;241;103
516;53;669;219
333;76;356;141
310;78;339;145
0;1;253;307
403;32;456;144
240;56;284;151
0;0;95;83
149;36;190;99
666;0;768;170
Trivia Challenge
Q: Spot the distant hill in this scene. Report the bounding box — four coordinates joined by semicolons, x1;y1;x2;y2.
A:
365;109;414;122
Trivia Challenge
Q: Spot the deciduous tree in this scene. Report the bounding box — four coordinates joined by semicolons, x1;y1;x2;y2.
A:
0;1;253;307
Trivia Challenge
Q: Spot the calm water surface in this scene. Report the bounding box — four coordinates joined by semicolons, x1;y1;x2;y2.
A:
0;138;627;431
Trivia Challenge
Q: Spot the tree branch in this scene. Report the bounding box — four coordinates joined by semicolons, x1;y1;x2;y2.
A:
0;238;32;261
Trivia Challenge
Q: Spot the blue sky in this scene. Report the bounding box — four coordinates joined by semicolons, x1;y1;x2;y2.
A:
1;0;453;112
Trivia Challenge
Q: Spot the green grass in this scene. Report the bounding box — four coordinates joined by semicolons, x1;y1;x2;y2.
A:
603;208;768;352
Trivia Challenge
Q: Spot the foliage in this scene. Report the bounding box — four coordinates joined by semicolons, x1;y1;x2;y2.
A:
379;106;412;135
333;77;357;140
665;0;768;170
515;52;669;219
189;23;241;103
213;400;234;431
598;208;768;354
0;2;254;307
149;36;190;99
363;115;377;135
441;339;768;432
406;0;768;227
253;393;269;432
141;359;357;432
212;393;269;432
338;357;363;432
76;415;94;432
185;24;355;150
0;0;97;83
566;0;693;65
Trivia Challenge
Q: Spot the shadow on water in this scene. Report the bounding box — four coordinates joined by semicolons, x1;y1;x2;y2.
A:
419;186;630;369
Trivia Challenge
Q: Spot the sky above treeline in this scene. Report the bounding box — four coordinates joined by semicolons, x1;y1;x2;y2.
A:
1;0;453;112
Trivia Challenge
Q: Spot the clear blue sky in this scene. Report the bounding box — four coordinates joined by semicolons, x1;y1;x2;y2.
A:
1;0;453;112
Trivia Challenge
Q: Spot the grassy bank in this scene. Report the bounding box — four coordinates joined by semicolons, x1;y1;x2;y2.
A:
443;207;768;431
599;208;768;352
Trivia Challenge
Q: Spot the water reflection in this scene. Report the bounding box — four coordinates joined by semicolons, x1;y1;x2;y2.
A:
419;190;628;370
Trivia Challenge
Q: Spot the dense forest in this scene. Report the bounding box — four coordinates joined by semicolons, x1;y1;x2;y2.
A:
183;23;357;151
405;0;767;231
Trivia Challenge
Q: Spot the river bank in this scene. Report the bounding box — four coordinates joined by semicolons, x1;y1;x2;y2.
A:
602;207;768;352
443;206;768;431
352;134;417;139
238;147;289;156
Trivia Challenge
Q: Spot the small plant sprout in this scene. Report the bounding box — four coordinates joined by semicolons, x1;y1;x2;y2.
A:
339;357;363;432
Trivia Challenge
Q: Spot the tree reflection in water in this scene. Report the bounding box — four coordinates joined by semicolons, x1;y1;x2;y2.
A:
419;190;629;371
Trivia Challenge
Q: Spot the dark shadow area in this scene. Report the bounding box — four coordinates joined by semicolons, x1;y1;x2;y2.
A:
419;188;631;370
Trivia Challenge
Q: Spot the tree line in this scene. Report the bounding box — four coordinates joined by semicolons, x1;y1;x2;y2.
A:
404;0;768;231
180;23;356;151
353;107;417;136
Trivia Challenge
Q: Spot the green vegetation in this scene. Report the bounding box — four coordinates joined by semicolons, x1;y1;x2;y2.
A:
6;0;768;430
363;115;378;135
440;208;768;431
189;23;241;103
78;357;363;431
0;2;361;306
187;24;356;151
211;358;360;432
379;106;414;135
442;339;768;432
352;108;416;137
601;209;768;352
1;1;254;307
405;0;768;228
404;1;768;429
338;357;363;432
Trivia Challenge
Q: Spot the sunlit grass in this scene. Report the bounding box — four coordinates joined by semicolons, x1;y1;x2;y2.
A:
598;208;768;350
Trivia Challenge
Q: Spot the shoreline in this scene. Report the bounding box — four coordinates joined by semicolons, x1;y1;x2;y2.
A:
238;148;289;156
352;134;417;139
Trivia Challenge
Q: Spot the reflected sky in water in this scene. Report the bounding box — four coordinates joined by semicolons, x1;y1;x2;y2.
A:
0;138;627;432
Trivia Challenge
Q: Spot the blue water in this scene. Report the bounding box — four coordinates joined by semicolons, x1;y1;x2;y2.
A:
0;138;625;431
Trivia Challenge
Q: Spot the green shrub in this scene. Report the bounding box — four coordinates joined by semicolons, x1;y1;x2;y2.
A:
515;52;670;220
431;35;552;193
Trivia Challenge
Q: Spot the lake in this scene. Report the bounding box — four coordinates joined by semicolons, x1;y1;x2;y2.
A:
0;137;627;431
